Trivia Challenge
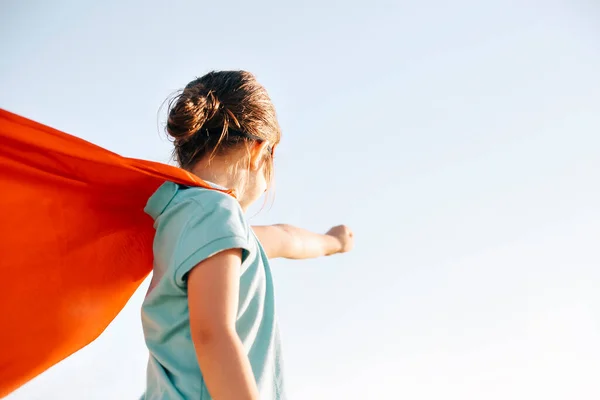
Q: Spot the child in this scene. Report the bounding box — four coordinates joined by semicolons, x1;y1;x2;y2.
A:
141;71;354;400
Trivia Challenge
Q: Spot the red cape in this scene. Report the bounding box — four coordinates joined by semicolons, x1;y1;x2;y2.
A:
0;109;232;397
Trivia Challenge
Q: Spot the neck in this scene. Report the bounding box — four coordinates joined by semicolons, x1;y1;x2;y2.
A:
189;158;248;209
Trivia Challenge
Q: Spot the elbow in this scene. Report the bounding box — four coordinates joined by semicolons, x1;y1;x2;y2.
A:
269;224;303;259
191;324;237;348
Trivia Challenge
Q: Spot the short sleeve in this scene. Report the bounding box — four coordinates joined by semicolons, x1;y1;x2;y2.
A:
173;191;250;287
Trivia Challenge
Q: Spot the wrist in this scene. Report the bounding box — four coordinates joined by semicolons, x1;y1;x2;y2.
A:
324;234;342;256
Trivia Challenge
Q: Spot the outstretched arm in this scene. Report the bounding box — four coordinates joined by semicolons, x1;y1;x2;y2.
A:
252;224;354;260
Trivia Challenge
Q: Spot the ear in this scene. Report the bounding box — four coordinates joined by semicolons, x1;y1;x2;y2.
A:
249;141;270;171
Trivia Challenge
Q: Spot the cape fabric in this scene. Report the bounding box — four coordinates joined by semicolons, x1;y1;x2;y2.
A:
0;109;233;397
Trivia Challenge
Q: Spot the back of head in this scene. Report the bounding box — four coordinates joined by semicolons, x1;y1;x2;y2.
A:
166;71;281;179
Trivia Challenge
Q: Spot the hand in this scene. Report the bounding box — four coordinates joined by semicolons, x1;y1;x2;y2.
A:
325;225;354;255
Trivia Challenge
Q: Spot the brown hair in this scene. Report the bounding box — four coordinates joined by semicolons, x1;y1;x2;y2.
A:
166;70;281;183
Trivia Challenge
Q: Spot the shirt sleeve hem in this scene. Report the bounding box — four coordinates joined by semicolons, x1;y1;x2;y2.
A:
174;235;250;288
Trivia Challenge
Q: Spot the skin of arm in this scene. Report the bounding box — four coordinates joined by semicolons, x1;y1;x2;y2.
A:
187;248;259;400
252;224;353;260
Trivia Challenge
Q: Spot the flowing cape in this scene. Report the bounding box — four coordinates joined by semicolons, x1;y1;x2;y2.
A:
0;109;231;397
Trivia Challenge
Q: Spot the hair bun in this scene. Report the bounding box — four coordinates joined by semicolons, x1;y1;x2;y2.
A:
166;85;221;141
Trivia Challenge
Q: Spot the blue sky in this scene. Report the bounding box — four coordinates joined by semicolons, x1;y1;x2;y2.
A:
2;1;599;399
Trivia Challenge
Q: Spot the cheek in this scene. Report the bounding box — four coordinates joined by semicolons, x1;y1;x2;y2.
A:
262;160;273;186
249;169;268;196
259;174;268;193
259;164;269;186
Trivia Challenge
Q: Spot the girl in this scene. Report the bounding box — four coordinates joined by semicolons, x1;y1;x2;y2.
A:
141;71;353;400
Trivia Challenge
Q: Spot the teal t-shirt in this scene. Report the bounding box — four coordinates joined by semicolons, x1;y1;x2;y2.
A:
141;182;285;400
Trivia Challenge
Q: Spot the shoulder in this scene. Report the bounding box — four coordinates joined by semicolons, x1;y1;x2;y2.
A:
180;188;246;228
172;186;249;237
172;188;251;286
186;187;241;214
152;184;247;237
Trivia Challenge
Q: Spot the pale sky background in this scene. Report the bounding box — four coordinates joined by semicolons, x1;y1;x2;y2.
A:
2;1;599;399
